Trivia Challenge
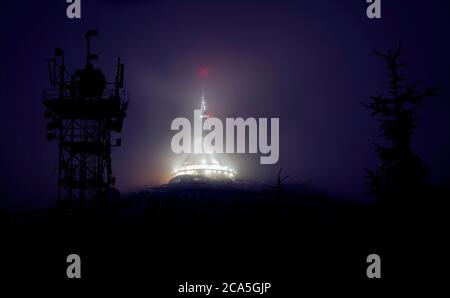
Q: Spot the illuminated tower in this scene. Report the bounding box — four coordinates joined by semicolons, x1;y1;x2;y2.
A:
170;90;236;184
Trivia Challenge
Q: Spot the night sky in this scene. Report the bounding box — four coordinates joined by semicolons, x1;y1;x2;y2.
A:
1;0;449;211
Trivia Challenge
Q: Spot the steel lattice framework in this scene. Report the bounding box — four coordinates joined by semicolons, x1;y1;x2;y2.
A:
43;30;127;208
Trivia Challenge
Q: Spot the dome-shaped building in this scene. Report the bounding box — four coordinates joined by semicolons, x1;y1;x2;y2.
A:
170;153;236;184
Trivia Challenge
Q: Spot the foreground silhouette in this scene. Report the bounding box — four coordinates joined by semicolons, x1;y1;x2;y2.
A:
362;43;444;209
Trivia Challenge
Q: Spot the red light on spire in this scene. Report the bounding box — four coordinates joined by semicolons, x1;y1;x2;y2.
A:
199;68;209;77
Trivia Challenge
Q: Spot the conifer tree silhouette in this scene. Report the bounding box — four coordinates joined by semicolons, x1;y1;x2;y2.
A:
362;43;444;206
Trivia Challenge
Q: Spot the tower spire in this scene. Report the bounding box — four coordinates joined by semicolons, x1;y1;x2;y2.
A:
199;67;208;119
200;89;207;118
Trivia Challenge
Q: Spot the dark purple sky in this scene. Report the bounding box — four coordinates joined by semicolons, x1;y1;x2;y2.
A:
1;0;449;210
